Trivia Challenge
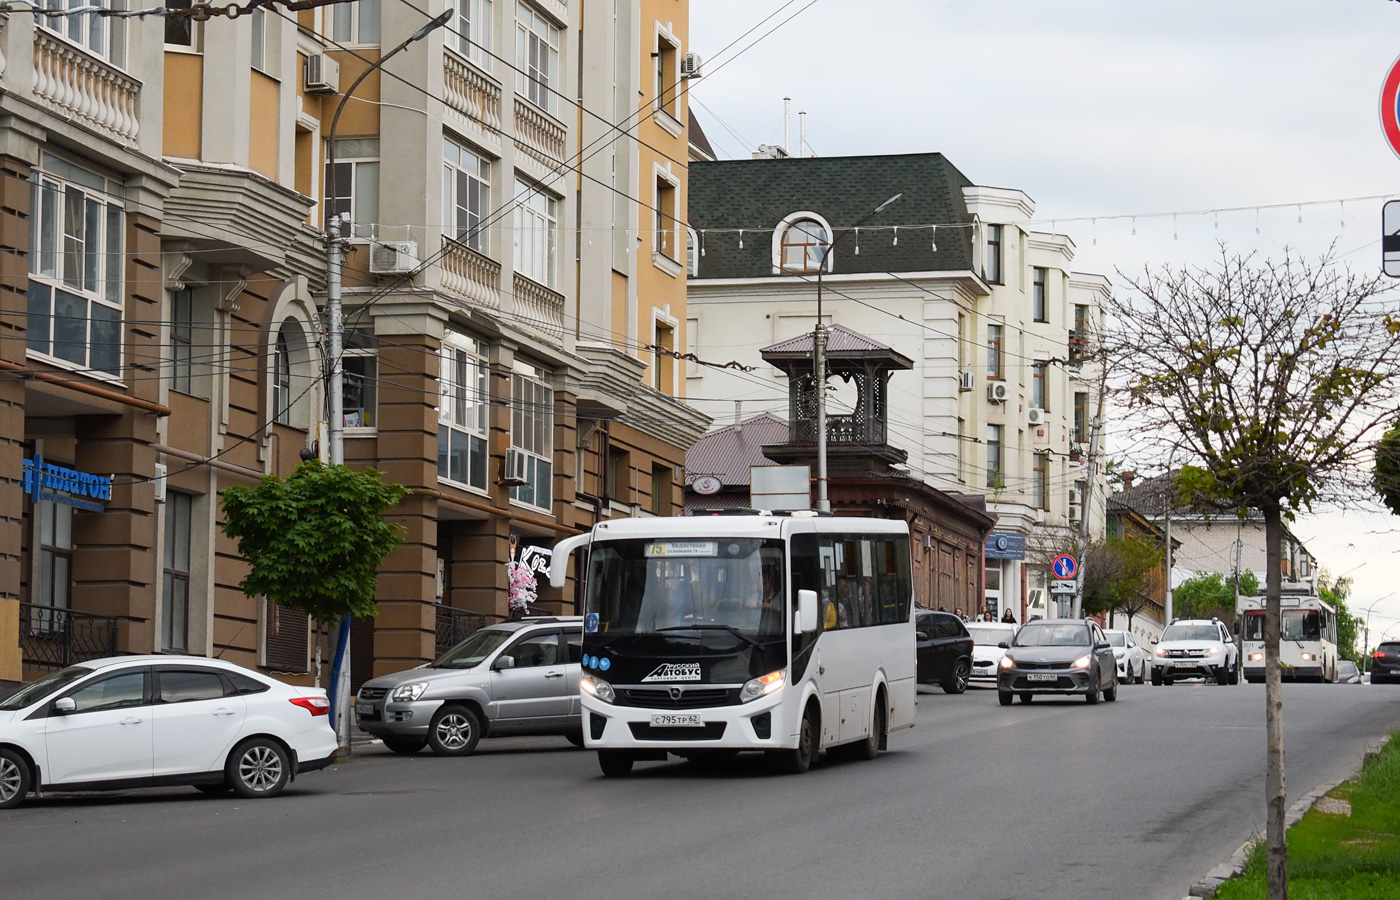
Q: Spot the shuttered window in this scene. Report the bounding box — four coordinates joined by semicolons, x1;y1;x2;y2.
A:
264;601;309;672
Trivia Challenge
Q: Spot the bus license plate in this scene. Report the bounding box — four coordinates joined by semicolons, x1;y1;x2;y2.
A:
651;713;704;727
1027;673;1058;682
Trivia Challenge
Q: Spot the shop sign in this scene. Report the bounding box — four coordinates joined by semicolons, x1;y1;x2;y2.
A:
22;454;111;512
517;543;552;578
984;530;1025;561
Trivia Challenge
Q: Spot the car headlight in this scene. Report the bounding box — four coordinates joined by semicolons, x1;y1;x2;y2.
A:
740;669;785;703
1206;647;1221;657
1072;655;1091;669
580;674;615;704
1156;648;1168;658
999;656;1016;669
392;681;428;702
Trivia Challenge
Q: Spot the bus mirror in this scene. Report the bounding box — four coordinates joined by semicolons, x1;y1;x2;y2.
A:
1232;620;1240;635
796;589;819;634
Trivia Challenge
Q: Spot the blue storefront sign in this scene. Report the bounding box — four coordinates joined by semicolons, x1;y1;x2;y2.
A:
984;530;1025;561
22;454;112;512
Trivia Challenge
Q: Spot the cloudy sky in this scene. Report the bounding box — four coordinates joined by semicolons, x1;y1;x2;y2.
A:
689;0;1400;636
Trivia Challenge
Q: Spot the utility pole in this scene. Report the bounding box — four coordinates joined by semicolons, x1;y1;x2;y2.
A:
1163;447;1177;624
1073;322;1109;619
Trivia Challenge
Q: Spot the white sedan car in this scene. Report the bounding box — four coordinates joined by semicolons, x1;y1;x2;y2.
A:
967;623;1019;684
0;656;338;810
1104;629;1150;684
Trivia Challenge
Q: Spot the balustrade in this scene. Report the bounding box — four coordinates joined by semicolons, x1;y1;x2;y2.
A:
512;272;564;342
443;52;501;132
440;239;502;310
32;30;140;146
513;97;566;166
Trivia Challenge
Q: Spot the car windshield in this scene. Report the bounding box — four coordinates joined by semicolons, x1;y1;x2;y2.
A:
1378;643;1400;654
1161;624;1222;642
585;538;786;639
0;665;93;710
967;626;1010;646
1339;661;1358;676
430;629;512;669
1107;633;1127;647
1013;623;1090;647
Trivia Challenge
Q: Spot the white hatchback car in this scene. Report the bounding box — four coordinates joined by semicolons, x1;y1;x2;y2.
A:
0;656;338;809
966;622;1019;684
1104;629;1150;684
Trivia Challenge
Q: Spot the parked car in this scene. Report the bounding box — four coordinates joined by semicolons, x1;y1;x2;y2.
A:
915;610;974;693
1337;660;1362;684
356;617;584;756
1104;629;1150;684
1151;618;1239;685
1372;642;1400;684
0;656;338;810
966;622;1018;684
996;619;1118;706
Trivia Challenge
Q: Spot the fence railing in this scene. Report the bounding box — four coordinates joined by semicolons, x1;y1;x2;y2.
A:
434;604;508;658
19;603;118;671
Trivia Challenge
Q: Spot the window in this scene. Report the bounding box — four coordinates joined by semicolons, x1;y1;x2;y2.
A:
157;670;226;703
503;632;560;667
1032;361;1047;411
1073;392;1087;443
443;138;491;252
779;219;829;273
272;329;292;425
651;464;669;515
43;0;127;68
449;0;493;69
250;7;267;71
652;320;674;392
36;501;74;613
513;179;557;287
165;0;201;48
986;425;1002;489
170;289;193;395
607;447;629;502
329;0;380;44
26;163;125;377
325;138;379;239
438;332;489;491
516;2;560;115
655;31;679;119
986;223;1002;283
264;602;309;672
67;670;146;713
510;363;553;508
343;327;377;428
686;228;698;276
986;324;1003;379
1033;267;1047;321
655;173;678;261
789;533;911;631
686;316;700;377
1033;451;1049;509
162;492;192;653
1071;303;1088;361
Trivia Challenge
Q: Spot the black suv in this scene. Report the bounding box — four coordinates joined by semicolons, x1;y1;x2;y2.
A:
1372;642;1400;684
915;611;973;694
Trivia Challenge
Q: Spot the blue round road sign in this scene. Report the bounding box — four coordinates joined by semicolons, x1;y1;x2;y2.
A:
1052;554;1078;580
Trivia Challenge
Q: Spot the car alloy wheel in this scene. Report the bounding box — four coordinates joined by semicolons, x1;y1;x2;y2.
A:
428;705;482;757
240;745;284;792
944;660;970;694
0;750;29;809
227;738;291;799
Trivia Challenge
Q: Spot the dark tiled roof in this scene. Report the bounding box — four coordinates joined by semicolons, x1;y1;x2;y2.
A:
760;324;914;369
688;153;976;279
688;109;716;160
685;412;789;488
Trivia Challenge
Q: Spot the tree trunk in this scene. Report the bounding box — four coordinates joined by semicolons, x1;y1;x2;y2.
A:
1262;502;1288;900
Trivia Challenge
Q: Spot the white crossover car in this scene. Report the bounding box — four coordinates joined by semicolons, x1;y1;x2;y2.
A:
966;623;1019;684
1104;629;1150;684
0;656;339;809
1150;619;1240;686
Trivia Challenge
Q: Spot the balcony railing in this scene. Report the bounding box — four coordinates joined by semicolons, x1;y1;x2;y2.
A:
441;239;502;309
786;415;887;446
434;604;507;657
443;52;502;132
19;603;118;672
512;272;565;342
1068;333;1086;363
32;30;140;146
513;97;566;167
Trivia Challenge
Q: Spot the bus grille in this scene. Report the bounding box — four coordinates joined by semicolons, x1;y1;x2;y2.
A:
617;687;739;710
629;722;728;742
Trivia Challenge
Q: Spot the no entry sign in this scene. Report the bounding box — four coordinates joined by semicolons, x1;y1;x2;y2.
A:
1380;53;1400;161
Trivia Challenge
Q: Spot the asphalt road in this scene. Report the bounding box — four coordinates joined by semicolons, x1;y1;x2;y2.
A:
4;680;1400;900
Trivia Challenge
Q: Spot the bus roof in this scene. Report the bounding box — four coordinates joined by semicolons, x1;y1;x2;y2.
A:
587;515;910;542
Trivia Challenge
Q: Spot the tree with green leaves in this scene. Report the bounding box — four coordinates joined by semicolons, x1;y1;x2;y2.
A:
1110;247;1400;900
1174;570;1260;622
1317;577;1358;663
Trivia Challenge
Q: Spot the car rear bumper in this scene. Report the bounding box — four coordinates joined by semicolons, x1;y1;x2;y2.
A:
297;749;340;774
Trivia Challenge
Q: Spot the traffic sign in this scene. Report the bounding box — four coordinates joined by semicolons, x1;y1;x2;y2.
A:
1050;581;1077;595
1051;554;1078;580
1385;201;1400;277
1381;53;1400;161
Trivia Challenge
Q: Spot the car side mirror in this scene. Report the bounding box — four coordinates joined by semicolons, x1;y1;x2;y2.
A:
1150;638;1159;645
1096;641;1111;651
492;655;515;671
796;589;819;634
998;641;1009;649
53;697;76;713
915;631;928;642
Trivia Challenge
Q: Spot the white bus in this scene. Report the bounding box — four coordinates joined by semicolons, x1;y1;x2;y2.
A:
1237;589;1338;683
550;513;916;777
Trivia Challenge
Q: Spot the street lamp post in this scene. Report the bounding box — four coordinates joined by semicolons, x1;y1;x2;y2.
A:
810;193;902;513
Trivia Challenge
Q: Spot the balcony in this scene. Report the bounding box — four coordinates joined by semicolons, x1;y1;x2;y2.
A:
513;97;566;167
787;415;889;447
32;29;141;146
1068;332;1086;363
19;604;118;673
440;239;501;310
443;52;501;133
512;272;564;343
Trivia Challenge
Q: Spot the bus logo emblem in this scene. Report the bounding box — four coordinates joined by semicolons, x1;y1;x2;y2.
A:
642;663;702;683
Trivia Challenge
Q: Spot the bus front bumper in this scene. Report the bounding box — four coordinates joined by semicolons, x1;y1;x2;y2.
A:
580;691;792;752
1243;665;1323;682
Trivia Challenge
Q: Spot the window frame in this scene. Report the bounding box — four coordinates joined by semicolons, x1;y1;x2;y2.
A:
272;329;292;426
778;219;830;274
325;137;380;240
516;2;561;116
654;170;679;263
448;0;493;70
986;323;1003;380
250;6;267;72
162;491;193;653
1033;451;1050;510
164;0;203;50
654;26;680;122
36;500;74;618
328;0;381;46
513;178;558;288
442;137;492;253
986;424;1003;489
42;0;127;68
509;362;554;510
986;223;1003;284
1073;391;1087;443
437;331;490;493
1032;361;1047;412
342;326;378;430
1033;266;1047;322
170;288;193;395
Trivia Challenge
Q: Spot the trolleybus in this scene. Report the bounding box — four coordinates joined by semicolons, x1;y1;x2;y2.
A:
1238;587;1338;683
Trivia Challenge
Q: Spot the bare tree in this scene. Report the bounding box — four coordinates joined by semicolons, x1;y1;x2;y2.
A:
1108;247;1400;900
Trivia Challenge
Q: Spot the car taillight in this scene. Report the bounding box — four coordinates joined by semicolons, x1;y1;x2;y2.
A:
1376;652;1387;658
290;697;330;716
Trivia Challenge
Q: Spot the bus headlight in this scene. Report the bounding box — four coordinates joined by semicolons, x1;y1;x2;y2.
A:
1249;652;1264;662
580;675;615;704
740;670;785;703
1299;652;1314;662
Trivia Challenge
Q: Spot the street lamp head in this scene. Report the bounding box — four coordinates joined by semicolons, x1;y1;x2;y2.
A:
873;193;903;215
412;8;455;42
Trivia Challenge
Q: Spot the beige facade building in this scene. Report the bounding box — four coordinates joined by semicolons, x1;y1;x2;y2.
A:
0;0;706;690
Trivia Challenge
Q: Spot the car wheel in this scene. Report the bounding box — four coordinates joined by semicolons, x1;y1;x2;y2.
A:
1216;666;1230;686
565;730;585;749
780;704;820;774
1136;663;1146;685
1018;693;1033;704
998;691;1013;706
851;695;885;761
1163;676;1174;686
1104;676;1118;702
226;738;291;799
0;749;31;810
427;705;482;757
598;751;634;777
1151;668;1163;686
943;660;970;695
381;736;427;755
1229;660;1240;685
1085;682;1100;704
194;782;231;795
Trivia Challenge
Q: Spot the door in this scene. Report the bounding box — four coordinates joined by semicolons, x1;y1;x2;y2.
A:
152;668;248;777
563;628;583;716
1093;625;1114;689
43;668;153;785
489;631;570;724
915;614;938;681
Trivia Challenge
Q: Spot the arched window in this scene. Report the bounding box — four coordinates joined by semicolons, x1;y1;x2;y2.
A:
777;216;831;273
686;227;698;276
272;329;292;425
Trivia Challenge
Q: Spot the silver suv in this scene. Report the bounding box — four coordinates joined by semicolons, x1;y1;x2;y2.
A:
1150;618;1239;686
355;617;583;756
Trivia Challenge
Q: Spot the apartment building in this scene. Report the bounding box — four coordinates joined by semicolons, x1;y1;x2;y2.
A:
684;152;1109;621
0;0;707;689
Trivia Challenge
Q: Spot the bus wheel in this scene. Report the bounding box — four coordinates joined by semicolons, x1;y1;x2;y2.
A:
780;705;819;774
852;695;885;761
598;751;633;778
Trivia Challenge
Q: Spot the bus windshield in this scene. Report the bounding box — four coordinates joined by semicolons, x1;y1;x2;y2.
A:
585;538;787;639
1283;610;1321;641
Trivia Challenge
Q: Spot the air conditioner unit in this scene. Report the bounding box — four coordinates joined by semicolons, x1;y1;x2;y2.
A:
1026;407;1046;426
369;240;419;274
987;381;1009;403
1068;488;1081;506
501;447;530;485
958;369;974;392
304;53;340;95
153;462;166;503
680;52;703;79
